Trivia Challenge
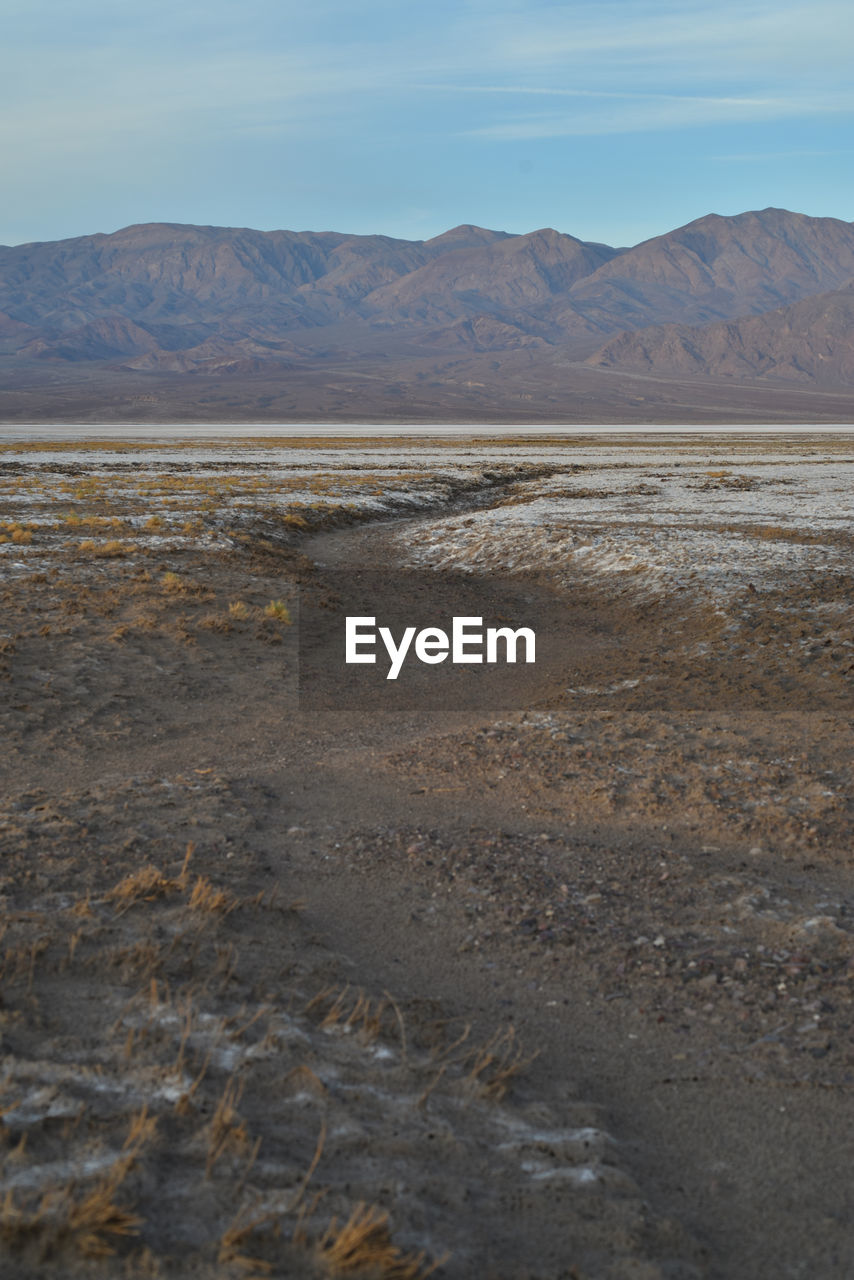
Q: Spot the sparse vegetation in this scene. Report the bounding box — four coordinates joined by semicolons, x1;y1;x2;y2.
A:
78;538;131;558
0;1109;152;1260
188;874;237;915
0;521;35;545
317;1203;442;1278
264;600;291;622
0;789;557;1277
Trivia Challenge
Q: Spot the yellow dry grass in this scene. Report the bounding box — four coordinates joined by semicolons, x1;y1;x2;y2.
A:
263;600;291;622
317;1203;444;1278
198;611;233;633
205;1077;250;1177
105;845;194;913
0;1109;153;1259
218;1208;275;1277
188;875;237;916
78;538;132;558
0;521;36;545
304;986;395;1045
462;1026;539;1101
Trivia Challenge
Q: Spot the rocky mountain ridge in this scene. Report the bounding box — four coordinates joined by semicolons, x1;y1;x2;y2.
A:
3;207;854;418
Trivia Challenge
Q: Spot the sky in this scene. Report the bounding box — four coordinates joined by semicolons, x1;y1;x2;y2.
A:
3;0;854;248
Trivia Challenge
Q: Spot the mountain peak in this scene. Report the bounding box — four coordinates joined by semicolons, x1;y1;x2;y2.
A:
424;225;512;251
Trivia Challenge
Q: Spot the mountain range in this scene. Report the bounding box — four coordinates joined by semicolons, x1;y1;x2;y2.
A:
3;207;854;422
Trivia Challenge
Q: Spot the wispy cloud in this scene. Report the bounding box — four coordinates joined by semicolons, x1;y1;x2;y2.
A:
3;0;854;243
458;89;854;139
471;1;854;77
4;0;854;152
712;148;854;161
426;1;854;138
0;44;407;158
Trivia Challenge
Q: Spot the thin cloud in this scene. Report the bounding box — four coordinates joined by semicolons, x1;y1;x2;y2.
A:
3;0;854;244
4;1;854;148
423;84;789;106
463;92;854;140
712;148;854;161
0;44;405;156
478;1;854;75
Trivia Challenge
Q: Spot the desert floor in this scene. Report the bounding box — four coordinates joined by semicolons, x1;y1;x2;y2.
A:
0;432;852;1279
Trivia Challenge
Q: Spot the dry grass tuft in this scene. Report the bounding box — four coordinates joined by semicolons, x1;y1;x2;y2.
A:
228;601;251;620
0;937;50;987
188;875;237;916
59;1183;142;1258
78;539;131;558
0;1109;153;1259
206;1076;250;1176
462;1027;539;1101
105;845;194;913
70;892;95;919
124;1104;158;1151
303;985;409;1059
283;1065;328;1098
106;866;177;913
198;611;232;633
107;939;164;980
263;600;291;622
160;571;211;598
0;520;36;545
317;1202;442;1278
218;1207;275;1276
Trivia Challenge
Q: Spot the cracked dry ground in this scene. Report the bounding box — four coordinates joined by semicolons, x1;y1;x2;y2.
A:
1;486;853;1279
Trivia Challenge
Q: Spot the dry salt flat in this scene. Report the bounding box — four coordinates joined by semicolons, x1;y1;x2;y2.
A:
6;434;851;597
392;446;854;604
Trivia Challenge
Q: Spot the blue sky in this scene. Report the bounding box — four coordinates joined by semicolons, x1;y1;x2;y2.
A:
3;0;854;247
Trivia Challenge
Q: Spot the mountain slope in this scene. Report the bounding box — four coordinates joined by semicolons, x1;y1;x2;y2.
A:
0;223;431;336
587;282;854;385
362;228;621;331
3;209;854;380
567;208;854;331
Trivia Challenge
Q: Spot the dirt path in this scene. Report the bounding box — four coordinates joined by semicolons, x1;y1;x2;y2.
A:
271;513;854;1278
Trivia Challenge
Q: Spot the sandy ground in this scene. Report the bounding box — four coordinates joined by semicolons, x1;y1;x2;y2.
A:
0;435;852;1278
